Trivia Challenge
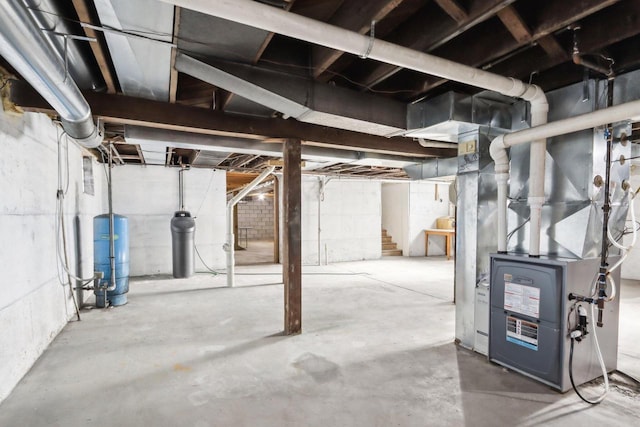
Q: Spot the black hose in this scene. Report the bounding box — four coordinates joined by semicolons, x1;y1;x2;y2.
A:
569;338;602;405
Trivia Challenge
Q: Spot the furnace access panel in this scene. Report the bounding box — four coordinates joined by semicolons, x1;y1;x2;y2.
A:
488;254;620;392
489;255;564;387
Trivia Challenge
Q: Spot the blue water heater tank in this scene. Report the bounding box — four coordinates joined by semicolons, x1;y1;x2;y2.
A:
93;214;130;307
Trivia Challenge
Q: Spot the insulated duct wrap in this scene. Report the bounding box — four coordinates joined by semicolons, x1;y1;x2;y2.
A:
0;1;102;147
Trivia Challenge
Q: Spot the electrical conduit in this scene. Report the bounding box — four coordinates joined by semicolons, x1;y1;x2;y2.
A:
225;166;275;287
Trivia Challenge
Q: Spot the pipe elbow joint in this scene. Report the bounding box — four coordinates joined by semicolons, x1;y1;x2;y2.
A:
73;123;104;149
526;84;549;115
490;135;509;174
61;116;104;148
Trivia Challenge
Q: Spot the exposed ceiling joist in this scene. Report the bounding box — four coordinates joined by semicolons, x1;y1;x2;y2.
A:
490;0;640;82
536;35;569;61
496;4;532;44
359;0;516;89
254;0;297;63
9;80;452;158
434;0;469;23
410;0;621;98
70;0;117;94
221;0;298;110
312;0;405;79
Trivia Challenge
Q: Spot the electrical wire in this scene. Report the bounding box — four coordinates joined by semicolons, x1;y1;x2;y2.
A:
568;304;610;405
53;126;91;320
506;216;530;244
194;169;217;218
602;188;637;300
25;6;417;95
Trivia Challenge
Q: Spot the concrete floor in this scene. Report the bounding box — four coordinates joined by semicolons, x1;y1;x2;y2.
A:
235;240;275;266
1;257;639;426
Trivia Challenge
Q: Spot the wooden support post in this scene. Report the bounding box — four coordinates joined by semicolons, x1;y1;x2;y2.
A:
233;202;242;250
273;175;280;264
283;139;301;335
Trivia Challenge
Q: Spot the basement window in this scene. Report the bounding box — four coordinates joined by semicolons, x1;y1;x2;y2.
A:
82;156;94;196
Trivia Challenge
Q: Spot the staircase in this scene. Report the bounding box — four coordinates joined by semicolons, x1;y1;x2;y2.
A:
381;229;402;256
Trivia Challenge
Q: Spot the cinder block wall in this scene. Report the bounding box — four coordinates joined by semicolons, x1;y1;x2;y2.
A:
0;109;105;403
237;198;274;240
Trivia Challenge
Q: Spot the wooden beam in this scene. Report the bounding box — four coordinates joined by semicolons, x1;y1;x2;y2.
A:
283;139;301;335
312;0;405;79
233;203;242;250
166;147;174;165
169;6;181;103
496;5;531;44
537;35;568;61
110;143;124;165
434;0;469;23
9;80;453;158
254;1;296;64
490;0;640;83
223;1;298;108
134;144;145;164
188;149;200;165
359;0;516;89
71;0;117;94
408;0;620;98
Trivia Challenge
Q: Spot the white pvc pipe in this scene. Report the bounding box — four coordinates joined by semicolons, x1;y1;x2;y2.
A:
495;173;509;253
225;166;275;287
160;0;551;255
159;0;546;104
491;98;640;253
527;105;549;256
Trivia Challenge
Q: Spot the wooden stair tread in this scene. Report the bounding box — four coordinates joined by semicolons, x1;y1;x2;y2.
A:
381;229;401;256
382;249;402;256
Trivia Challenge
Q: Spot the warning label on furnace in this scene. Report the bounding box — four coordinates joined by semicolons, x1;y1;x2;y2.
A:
506;316;538;351
504;282;540;318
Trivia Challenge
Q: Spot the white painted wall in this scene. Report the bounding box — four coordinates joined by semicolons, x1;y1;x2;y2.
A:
111;166;226;276
381;181;452;257
381;183;409;253
297;177;381;265
622;172;640;280
0;109;104;403
407;181;452;256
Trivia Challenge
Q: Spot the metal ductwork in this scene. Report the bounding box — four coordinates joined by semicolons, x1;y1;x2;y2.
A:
23;0;106;91
0;1;103;148
404;157;458;180
124;125;424;169
406;91;528;142
174;53;406;137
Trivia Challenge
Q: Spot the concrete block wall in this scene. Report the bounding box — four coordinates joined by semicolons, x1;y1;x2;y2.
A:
111;167;226;276
299;177;381;265
0;109;105;403
237;198;274;241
